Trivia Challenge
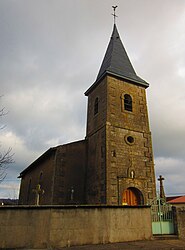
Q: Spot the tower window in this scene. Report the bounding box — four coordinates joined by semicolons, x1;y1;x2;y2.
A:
124;94;132;112
94;97;99;115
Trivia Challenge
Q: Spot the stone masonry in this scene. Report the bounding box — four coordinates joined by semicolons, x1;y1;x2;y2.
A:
85;74;156;205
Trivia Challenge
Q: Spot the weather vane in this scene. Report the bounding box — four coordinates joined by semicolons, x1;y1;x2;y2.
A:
112;5;118;24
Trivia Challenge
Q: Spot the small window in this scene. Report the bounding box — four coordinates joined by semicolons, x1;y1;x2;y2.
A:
94;97;99;115
127;136;134;144
124;94;132;112
125;135;135;145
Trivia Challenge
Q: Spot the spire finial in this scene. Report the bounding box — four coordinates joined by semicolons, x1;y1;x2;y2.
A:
112;5;118;24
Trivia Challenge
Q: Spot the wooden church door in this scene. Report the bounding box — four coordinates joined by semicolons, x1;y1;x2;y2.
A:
122;188;141;206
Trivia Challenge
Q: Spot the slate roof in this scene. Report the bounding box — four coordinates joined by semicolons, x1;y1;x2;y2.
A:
85;24;149;95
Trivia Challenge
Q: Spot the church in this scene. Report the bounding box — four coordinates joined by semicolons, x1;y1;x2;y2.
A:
18;20;156;206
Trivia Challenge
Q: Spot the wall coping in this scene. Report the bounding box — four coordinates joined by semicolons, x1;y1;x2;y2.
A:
0;204;151;210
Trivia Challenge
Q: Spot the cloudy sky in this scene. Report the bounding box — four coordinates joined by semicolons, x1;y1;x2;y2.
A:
0;0;185;199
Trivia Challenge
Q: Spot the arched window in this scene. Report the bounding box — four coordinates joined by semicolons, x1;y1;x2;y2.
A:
124;94;132;112
94;97;99;115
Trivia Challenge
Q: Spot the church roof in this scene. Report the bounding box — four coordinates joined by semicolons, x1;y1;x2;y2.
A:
85;24;149;95
18;147;58;178
18;139;86;178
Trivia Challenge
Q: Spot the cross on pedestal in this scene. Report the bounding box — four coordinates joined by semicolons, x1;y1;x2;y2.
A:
32;184;44;205
158;175;166;201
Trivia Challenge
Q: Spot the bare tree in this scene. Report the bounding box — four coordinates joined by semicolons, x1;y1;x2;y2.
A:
0;105;14;183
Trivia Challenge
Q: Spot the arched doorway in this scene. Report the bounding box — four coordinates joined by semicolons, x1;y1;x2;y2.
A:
122;187;144;206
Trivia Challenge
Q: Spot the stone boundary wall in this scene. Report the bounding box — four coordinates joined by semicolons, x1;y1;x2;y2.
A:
0;205;152;249
173;206;185;239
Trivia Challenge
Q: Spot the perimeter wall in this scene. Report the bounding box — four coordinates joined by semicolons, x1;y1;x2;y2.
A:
0;205;152;249
173;206;185;239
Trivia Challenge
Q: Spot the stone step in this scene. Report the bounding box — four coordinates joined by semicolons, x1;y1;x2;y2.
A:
153;235;178;240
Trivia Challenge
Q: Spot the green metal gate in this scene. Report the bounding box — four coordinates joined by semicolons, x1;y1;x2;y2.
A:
150;196;174;235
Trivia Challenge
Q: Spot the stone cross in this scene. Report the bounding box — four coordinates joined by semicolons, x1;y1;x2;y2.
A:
158;175;166;201
32;184;44;205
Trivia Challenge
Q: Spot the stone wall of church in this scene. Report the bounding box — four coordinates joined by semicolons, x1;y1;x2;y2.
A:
86;128;106;204
85;75;156;205
19;151;56;205
86;77;108;204
106;76;151;132
52;140;87;205
105;76;156;205
173;206;185;239
86;77;107;137
19;140;87;206
0;205;152;249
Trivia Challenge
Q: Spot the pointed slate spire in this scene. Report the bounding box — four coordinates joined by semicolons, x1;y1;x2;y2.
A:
85;24;148;96
96;24;148;87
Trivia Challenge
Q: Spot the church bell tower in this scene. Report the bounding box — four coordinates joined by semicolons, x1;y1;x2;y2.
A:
85;21;156;205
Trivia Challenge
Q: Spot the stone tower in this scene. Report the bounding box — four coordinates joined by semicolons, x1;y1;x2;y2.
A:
85;24;156;205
